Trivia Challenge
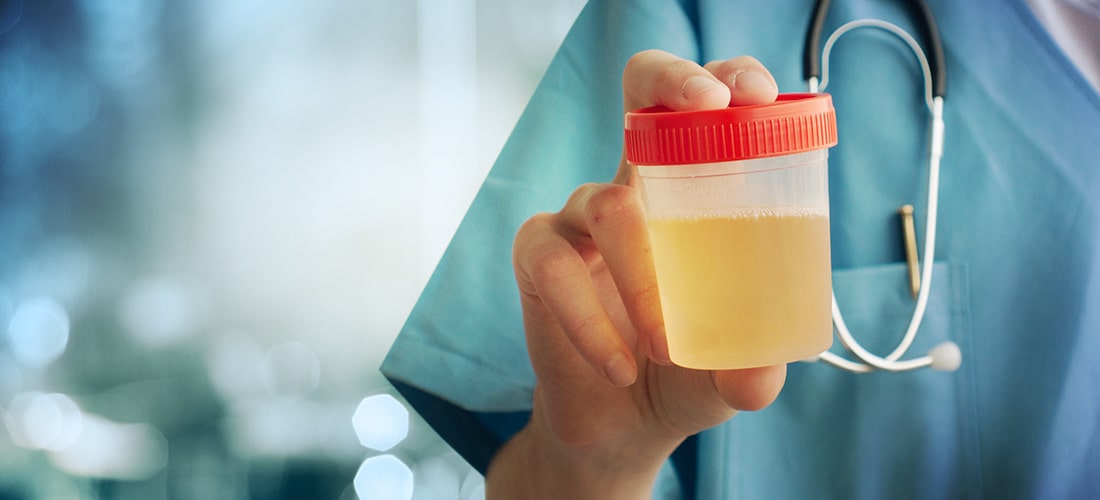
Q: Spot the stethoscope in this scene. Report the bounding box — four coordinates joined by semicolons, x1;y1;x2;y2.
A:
802;0;961;373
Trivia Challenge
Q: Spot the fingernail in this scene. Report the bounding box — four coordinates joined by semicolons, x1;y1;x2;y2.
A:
650;335;672;366
732;70;775;94
604;353;637;387
681;76;723;100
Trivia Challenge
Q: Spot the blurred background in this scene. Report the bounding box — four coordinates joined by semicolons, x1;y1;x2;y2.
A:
0;0;584;498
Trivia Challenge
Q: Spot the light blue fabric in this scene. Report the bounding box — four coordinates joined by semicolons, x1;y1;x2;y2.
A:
382;0;1100;497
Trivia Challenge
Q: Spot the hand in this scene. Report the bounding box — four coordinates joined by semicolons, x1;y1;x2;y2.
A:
488;50;787;499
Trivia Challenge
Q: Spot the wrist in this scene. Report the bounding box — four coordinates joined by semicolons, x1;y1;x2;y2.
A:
487;411;683;500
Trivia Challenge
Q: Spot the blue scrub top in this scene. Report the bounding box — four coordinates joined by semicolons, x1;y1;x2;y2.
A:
382;0;1100;498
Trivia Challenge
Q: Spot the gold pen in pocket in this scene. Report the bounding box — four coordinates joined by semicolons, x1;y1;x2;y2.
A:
900;205;920;299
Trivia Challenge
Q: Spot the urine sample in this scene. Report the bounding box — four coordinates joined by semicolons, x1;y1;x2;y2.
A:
625;93;838;370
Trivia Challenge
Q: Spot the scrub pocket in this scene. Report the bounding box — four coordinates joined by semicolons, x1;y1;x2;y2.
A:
699;261;983;500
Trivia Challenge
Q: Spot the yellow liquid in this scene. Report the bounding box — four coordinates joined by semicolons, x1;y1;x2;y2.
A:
648;208;832;369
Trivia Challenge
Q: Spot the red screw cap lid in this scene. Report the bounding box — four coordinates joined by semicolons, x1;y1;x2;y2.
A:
624;93;838;166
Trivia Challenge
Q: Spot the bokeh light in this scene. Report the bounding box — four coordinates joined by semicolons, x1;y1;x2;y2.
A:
4;391;168;481
355;454;414;500
49;414;168;480
22;393;83;451
78;0;164;89
12;238;93;307
206;331;268;400
260;342;322;397
0;0;585;497
225;398;362;460
118;275;206;348
410;451;465;500
352;394;409;452
5;392;82;451
6;297;70;368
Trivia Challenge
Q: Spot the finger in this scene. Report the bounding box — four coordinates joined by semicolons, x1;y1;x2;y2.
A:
711;364;788;412
646;363;787;436
613;53;779;183
514;213;639;387
702;55;779;106
622;49;732;113
559;183;671;365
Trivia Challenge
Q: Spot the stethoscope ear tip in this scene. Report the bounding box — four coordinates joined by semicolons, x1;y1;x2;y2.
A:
928;341;962;371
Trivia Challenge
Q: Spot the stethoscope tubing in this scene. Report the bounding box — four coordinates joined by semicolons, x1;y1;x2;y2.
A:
803;0;959;373
804;0;946;99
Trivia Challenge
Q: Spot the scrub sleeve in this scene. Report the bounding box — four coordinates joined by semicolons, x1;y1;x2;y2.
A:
380;0;705;491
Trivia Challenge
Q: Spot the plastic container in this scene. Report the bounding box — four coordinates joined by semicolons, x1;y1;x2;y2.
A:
624;93;838;370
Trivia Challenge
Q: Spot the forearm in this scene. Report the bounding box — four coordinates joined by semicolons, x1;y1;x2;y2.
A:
485;413;681;499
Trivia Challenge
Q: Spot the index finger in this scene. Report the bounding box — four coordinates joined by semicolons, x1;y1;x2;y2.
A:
622;51;779;113
615;51;780;185
560;183;671;365
622;49;731;113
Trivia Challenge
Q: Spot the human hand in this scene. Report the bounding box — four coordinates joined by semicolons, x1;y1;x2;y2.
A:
490;50;787;499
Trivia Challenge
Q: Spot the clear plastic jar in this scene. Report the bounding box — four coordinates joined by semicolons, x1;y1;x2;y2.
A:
625;93;838;369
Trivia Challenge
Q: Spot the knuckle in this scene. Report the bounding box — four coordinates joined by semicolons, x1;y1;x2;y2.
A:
584;184;635;226
628;279;662;311
624;49;667;73
518;212;554;236
712;55;759;70
624;50;698;95
653;58;698;90
527;244;578;289
729;54;762;67
559;310;606;342
513;213;554;254
565;182;600;209
707;55;765;79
